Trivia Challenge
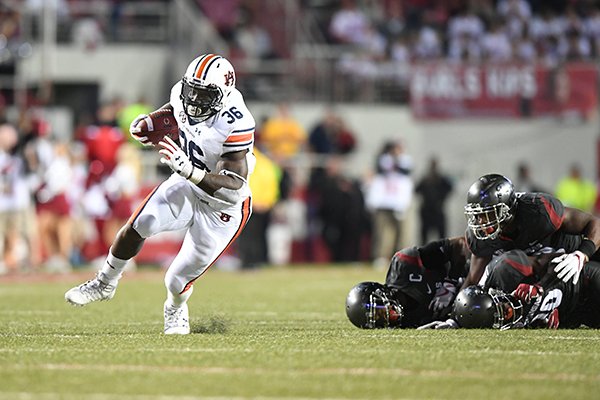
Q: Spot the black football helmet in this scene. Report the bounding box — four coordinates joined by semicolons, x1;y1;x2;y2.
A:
345;282;404;329
464;174;517;240
453;286;524;329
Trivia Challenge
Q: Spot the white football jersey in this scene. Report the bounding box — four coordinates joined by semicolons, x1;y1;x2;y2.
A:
170;81;256;207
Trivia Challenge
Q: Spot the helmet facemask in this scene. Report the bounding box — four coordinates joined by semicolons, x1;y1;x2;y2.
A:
180;77;224;121
464;202;513;240
365;288;404;329
488;289;524;330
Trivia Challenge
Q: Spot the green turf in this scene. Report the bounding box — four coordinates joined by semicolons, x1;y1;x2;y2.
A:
1;265;600;400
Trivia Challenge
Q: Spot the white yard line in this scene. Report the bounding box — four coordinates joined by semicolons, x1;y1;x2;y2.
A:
0;393;400;400
3;363;599;382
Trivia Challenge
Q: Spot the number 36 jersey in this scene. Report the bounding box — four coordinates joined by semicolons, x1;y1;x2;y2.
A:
170;81;256;208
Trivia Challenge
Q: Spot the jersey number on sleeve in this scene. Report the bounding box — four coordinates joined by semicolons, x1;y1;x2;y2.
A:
222;107;244;124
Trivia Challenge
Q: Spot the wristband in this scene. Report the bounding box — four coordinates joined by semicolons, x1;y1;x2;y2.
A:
189;167;206;185
578;238;596;260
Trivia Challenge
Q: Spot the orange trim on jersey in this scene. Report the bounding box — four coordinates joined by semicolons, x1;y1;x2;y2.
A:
127;185;160;225
225;133;253;143
180;197;252;294
195;54;218;79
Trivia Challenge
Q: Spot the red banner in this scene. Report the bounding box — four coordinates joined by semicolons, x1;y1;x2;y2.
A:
410;63;598;119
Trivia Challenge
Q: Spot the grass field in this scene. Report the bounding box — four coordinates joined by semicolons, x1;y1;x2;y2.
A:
1;265;600;400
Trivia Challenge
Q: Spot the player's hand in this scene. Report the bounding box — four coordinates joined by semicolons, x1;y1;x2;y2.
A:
511;283;542;304
158;136;205;184
129;114;152;146
429;280;458;312
417;319;458;330
552;251;587;285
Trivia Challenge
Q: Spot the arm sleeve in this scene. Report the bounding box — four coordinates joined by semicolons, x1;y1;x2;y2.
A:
418;239;453;272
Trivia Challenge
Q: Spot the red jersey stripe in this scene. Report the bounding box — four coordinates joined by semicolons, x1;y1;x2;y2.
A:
540;196;564;230
395;252;423;268
505;257;534;277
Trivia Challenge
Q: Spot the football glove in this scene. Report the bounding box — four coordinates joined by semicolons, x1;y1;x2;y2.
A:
429;279;458;312
158;136;206;184
552;251;587;285
129;114;153;146
416;319;459;330
512;283;542;304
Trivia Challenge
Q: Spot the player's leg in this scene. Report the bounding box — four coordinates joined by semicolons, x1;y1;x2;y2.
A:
578;261;600;328
162;198;251;334
65;176;195;306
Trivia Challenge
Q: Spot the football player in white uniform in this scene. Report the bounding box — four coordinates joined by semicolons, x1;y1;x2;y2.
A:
65;54;256;334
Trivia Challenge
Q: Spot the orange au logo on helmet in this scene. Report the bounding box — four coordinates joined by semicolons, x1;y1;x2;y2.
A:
224;71;234;86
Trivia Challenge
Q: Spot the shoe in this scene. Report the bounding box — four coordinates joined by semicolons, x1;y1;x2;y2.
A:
164;301;190;335
64;273;117;306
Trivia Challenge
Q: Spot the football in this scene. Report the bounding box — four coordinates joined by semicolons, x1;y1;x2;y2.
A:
131;108;179;146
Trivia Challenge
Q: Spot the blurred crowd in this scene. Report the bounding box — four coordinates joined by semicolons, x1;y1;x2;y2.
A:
1;98;600;274
0;97;153;275
2;0;600;274
325;0;600;64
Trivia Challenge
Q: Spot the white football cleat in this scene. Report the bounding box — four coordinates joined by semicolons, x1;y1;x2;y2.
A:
65;274;117;306
164;301;190;335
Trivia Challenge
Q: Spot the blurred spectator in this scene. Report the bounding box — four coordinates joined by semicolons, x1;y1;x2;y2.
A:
117;97;152;146
497;0;531;39
102;143;141;270
447;7;484;42
260;103;307;162
378;0;405;40
235;11;275;62
0;123;26;273
238;148;281;269
414;25;442;59
328;0;371;45
197;0;242;42
308;108;356;156
555;163;597;213
415;156;453;245
72;16;104;51
515;162;546;193
76;105;126;260
316;156;368;263
29;139;74;273
480;19;513;62
365;139;413;268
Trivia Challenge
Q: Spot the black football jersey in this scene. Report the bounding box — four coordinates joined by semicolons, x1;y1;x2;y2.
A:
466;193;580;258
385;238;468;305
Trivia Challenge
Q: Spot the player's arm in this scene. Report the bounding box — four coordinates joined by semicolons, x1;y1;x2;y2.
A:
461;253;492;289
158;136;249;202
551;207;600;284
197;149;248;196
561;207;600;252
